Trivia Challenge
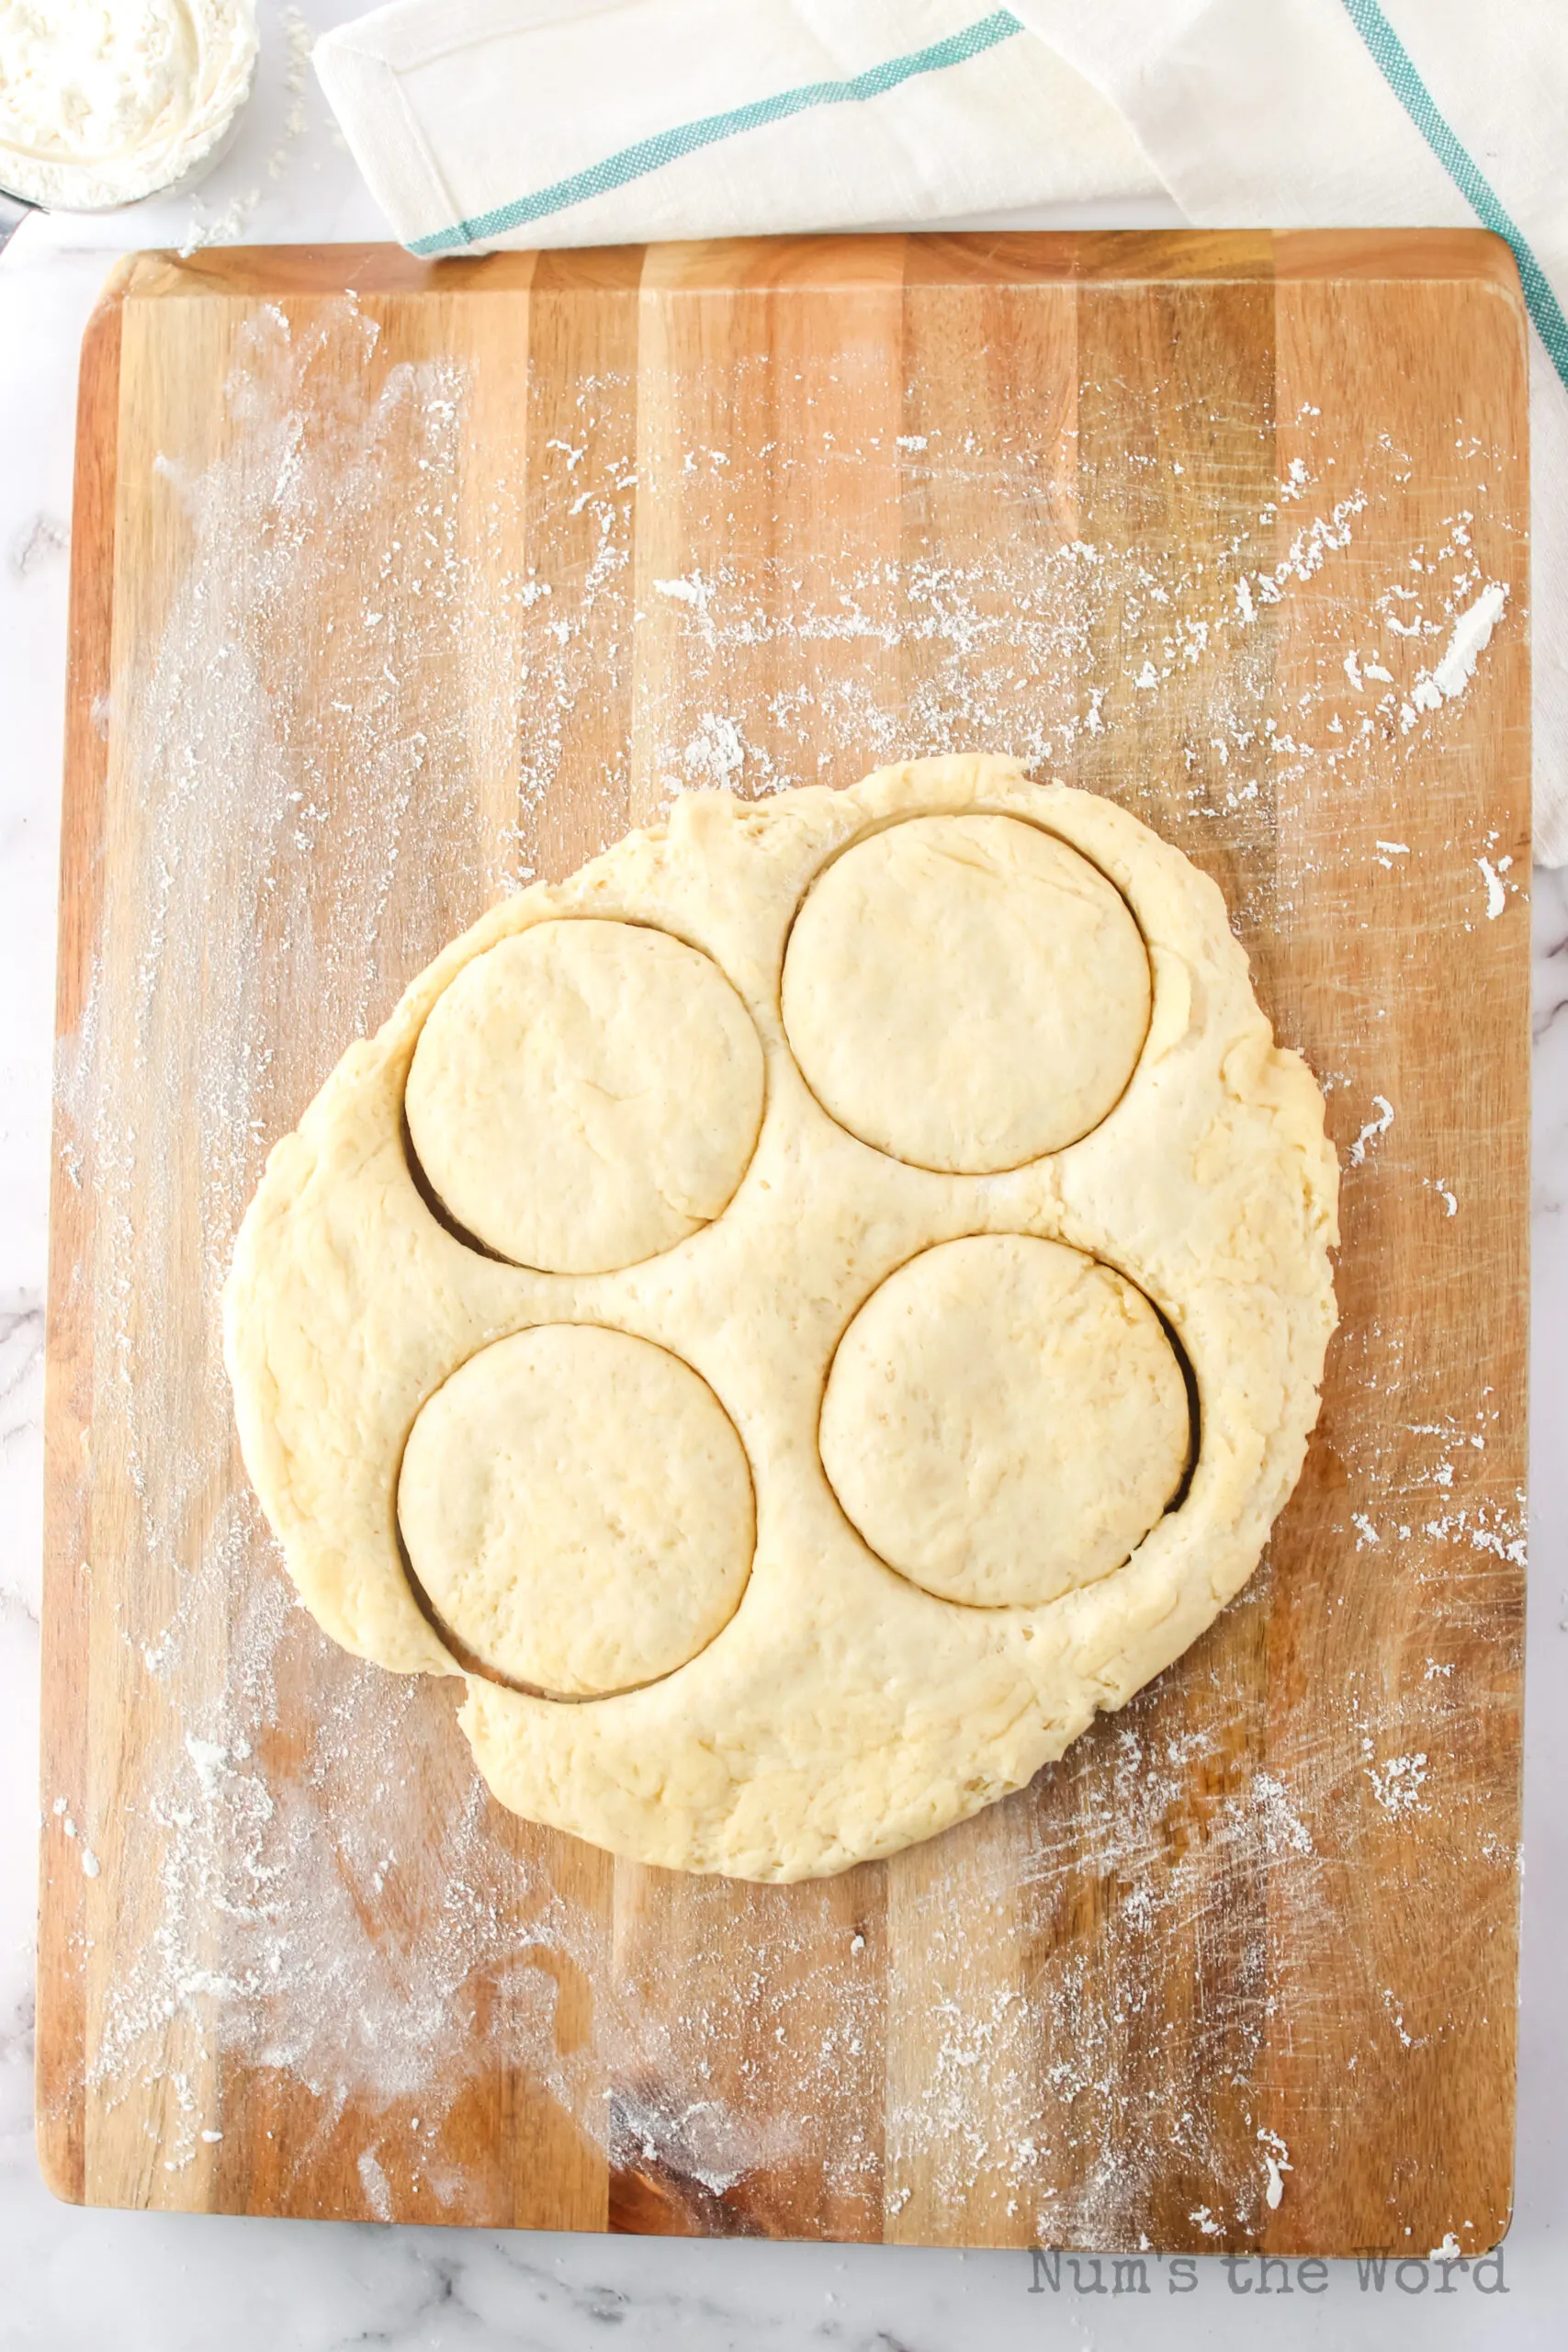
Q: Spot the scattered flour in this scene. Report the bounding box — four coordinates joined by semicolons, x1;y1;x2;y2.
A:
1348;1095;1395;1167
356;2148;393;2222
1258;2128;1292;2211
1477;856;1506;919
1403;582;1509;726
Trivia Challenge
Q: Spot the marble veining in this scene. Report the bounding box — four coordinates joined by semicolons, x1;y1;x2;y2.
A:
0;5;1564;2345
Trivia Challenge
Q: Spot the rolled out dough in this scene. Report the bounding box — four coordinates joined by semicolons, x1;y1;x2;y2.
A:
225;755;1339;1882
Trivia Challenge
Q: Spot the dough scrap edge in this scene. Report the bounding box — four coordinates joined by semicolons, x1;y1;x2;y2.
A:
223;754;1340;1881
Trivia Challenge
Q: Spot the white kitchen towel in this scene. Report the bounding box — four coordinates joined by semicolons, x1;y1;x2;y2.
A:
315;0;1568;861
311;3;1164;249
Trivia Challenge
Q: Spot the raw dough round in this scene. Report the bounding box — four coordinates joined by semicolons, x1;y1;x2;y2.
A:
781;813;1150;1172
398;1325;754;1698
226;756;1339;1882
820;1235;1190;1608
405;919;764;1272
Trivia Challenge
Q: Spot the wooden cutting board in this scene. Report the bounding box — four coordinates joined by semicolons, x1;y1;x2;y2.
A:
39;232;1529;2255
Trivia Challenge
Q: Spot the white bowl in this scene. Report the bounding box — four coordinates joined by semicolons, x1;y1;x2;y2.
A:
0;1;259;214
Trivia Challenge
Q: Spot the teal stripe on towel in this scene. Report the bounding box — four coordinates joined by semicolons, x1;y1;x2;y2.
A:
1341;0;1568;390
408;8;1027;255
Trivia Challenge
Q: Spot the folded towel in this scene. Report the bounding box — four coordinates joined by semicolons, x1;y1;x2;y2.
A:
316;0;1568;862
312;3;1164;251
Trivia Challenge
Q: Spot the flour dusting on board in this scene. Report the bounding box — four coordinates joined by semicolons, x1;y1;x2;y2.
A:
51;293;1525;2244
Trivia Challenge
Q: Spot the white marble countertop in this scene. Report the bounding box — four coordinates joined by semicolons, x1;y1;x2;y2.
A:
1;7;1562;2345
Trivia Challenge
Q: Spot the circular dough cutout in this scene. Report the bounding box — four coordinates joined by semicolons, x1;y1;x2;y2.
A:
406;920;764;1273
399;1325;755;1697
782;814;1150;1173
820;1234;1190;1608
